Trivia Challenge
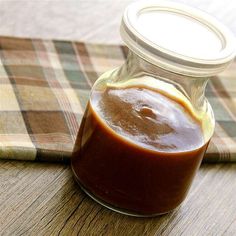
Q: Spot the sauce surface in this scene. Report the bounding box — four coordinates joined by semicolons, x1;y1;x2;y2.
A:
71;86;208;215
93;87;204;152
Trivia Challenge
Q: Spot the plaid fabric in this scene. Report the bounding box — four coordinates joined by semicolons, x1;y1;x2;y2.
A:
0;37;235;162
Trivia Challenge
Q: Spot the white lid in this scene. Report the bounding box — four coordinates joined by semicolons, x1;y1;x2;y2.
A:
120;0;236;77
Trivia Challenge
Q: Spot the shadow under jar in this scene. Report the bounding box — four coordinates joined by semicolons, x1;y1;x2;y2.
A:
71;0;236;216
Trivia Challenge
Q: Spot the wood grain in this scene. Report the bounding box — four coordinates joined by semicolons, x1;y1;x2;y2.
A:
0;162;236;235
1;0;236;235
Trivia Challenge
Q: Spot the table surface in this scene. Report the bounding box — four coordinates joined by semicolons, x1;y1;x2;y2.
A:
0;0;236;235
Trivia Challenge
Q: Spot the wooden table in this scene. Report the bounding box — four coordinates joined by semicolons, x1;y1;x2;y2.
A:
0;1;236;235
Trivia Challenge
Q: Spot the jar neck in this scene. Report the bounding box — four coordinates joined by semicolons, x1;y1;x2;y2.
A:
116;50;209;112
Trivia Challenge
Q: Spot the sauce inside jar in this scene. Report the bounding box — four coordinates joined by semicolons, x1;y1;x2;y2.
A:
71;85;208;215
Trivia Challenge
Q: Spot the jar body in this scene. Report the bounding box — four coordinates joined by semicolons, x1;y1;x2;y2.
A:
71;51;215;216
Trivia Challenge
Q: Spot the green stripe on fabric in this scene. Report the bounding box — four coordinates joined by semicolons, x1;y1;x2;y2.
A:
207;97;233;121
74;42;98;85
211;77;236;119
207;82;234;121
54;41;90;90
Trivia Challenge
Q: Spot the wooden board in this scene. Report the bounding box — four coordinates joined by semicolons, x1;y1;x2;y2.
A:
0;161;236;235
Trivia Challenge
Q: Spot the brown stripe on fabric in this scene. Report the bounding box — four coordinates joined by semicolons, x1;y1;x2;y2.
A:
0;44;37;158
23;111;71;134
211;76;236;119
206;136;230;162
204;140;220;162
8;76;49;87
213;123;231;161
120;45;129;59
0;37;35;51
4;65;46;81
1;50;39;67
31;133;73;155
74;42;98;85
35;148;70;162
30;133;73;147
12;97;36;139
203;152;221;162
22;110;72;162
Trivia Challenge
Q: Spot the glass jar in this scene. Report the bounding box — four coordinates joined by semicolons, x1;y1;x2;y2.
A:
71;1;235;216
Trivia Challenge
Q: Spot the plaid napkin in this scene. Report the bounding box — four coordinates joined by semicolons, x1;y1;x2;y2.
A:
0;37;235;162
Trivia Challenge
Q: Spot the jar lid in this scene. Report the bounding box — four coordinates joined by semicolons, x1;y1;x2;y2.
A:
120;0;236;77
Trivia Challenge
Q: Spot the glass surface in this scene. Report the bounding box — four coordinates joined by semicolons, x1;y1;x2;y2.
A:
71;51;215;216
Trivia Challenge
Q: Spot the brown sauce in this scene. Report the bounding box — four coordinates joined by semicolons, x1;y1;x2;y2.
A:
71;86;208;215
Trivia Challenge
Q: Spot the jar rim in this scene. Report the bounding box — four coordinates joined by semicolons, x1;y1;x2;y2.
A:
120;0;236;77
